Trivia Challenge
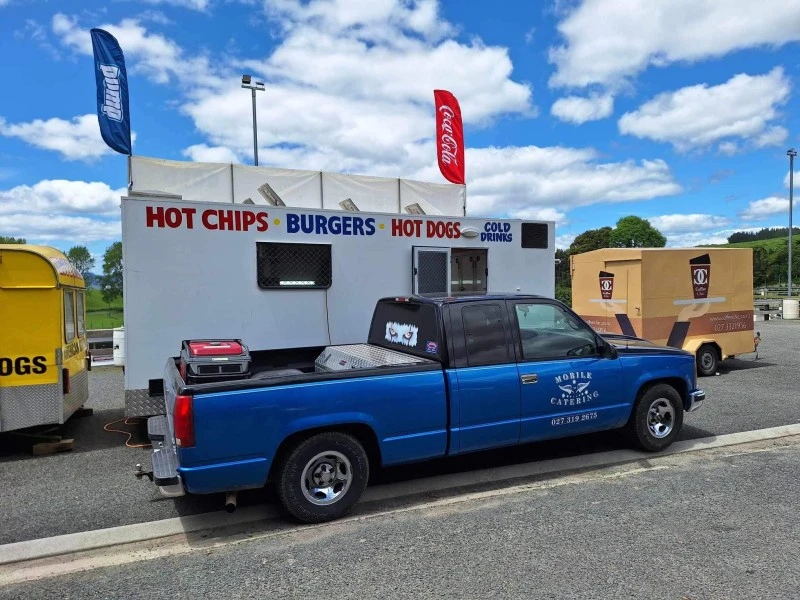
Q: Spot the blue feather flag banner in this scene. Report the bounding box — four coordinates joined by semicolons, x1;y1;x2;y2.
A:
90;28;132;155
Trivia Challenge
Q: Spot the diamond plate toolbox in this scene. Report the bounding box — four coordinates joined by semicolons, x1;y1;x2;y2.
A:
314;344;430;372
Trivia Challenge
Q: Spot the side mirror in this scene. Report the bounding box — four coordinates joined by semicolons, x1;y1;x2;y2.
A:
601;341;618;359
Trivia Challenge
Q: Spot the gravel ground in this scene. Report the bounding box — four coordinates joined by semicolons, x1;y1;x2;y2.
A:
4;437;799;599
0;319;798;545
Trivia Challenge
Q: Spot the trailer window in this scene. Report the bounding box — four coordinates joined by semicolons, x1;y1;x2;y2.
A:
256;242;332;289
76;291;86;337
64;290;76;343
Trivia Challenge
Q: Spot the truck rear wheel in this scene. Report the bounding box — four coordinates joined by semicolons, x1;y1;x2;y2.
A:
696;345;718;377
277;432;369;524
625;383;684;452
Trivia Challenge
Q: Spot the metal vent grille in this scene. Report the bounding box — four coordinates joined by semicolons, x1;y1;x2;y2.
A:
520;223;549;249
417;251;449;295
256;242;332;289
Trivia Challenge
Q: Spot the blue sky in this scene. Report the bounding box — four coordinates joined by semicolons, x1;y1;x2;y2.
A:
1;0;799;264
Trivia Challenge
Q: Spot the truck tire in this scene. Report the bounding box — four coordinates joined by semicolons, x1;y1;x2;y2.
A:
625;383;684;452
696;345;718;377
277;432;369;524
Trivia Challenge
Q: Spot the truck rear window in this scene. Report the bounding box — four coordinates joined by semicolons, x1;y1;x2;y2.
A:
368;300;442;360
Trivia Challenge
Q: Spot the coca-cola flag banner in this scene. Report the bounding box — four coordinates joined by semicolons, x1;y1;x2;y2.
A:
434;89;465;185
90;28;132;155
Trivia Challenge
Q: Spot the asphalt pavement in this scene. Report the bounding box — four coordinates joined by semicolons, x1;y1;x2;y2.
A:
3;436;799;599
1;319;798;546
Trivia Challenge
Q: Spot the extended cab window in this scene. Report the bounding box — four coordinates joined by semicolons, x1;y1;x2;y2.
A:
368;300;441;360
514;303;597;360
462;304;508;366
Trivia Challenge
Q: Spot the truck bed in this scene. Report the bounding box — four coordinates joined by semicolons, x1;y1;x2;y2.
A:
164;343;441;397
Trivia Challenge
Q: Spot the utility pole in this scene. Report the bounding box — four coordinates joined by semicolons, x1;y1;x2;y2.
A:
788;148;796;297
241;75;265;166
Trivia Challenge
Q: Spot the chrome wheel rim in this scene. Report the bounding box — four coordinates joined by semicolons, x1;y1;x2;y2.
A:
647;398;675;439
700;352;714;371
301;451;352;506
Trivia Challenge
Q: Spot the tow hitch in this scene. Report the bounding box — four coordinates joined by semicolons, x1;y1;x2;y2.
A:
135;463;154;482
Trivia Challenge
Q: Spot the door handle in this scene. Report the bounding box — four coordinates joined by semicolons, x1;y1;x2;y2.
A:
521;374;538;384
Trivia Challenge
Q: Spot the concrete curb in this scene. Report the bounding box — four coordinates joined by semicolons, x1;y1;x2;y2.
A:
2;423;798;566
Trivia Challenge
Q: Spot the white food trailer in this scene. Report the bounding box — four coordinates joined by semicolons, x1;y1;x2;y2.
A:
121;157;556;416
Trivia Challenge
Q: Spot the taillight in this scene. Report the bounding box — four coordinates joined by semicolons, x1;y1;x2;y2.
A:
62;369;70;394
173;394;195;448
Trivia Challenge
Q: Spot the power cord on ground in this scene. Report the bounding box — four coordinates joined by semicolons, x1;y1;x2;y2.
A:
104;417;152;449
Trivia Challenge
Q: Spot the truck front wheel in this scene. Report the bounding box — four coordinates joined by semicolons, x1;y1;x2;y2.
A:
277;432;369;524
625;383;684;452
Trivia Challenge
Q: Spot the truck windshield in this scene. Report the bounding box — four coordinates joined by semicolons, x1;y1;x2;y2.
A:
368;300;442;361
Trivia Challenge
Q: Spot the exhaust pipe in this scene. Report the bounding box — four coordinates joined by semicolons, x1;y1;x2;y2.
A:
225;491;237;513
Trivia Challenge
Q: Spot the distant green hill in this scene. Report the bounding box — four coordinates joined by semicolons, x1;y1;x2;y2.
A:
700;237;790;251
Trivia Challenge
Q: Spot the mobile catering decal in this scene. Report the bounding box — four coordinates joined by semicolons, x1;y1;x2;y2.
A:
144;205;513;243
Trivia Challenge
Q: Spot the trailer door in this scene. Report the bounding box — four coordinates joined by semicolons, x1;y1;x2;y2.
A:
412;246;451;296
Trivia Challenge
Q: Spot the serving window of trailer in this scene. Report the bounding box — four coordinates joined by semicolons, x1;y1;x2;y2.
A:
256;242;332;289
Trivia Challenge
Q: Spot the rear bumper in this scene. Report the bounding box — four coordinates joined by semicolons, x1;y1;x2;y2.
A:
147;415;185;497
686;389;705;412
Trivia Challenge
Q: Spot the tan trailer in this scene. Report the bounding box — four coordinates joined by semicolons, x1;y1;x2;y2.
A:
570;247;758;376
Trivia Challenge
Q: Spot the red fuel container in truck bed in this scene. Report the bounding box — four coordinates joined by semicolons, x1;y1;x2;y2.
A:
179;339;251;384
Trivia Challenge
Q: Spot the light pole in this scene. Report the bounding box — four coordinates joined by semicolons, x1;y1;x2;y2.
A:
241;74;265;166
788;148;796;297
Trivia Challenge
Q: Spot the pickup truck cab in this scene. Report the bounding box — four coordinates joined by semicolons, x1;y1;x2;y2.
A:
143;294;705;523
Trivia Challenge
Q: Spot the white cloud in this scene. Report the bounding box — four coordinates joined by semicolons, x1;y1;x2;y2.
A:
49;3;682;228
663;229;738;248
0;180;124;243
551;93;613;124
755;126;788;148
0;114;136;161
618;68;791;152
0;214;121;243
0;180;125;217
53;14;218;86
740;196;790;221
648;213;730;234
555;233;576;250
508;206;568;224
549;0;800;89
718;142;740;156
183;144;240;163
453;146;681;218
784;170;800;187
142;0;210;11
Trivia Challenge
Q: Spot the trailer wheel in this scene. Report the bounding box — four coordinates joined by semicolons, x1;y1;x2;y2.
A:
625;383;684;452
277;431;369;524
696;345;718;377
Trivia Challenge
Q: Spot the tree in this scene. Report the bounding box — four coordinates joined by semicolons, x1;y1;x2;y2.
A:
100;241;123;304
0;236;25;244
65;245;95;279
608;216;667;248
568;227;612;256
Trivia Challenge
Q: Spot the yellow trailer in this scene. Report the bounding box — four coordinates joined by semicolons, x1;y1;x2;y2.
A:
0;245;90;432
570;247;757;376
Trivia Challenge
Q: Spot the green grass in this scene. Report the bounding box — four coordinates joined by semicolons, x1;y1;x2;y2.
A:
85;288;123;330
701;236;790;250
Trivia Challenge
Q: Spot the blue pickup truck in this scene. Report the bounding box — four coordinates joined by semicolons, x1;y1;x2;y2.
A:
141;294;705;523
